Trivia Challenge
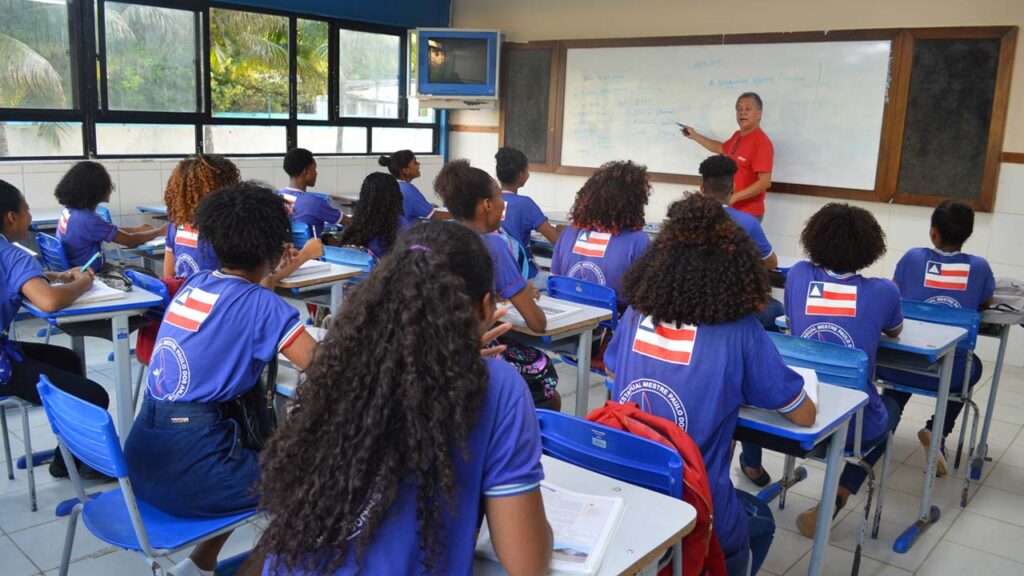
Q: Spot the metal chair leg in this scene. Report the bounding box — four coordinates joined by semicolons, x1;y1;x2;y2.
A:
872;432;894;539
133;361;147;415
58;505;82;576
853;463;875;576
779;455;796;510
1;406;13;480
961;400;981;508
19;401;37;511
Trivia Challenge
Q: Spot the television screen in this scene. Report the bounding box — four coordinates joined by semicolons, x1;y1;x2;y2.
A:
428;37;489;85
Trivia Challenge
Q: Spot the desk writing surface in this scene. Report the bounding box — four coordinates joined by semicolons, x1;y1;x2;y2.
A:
878;318;965;363
22;287;163;319
503;295;612;338
137;204;168;215
738;383;867;447
474;455;696;576
276;263;362;289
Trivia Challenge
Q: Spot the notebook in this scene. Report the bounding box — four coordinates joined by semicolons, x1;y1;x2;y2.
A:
284;260;331;280
500;296;581;325
74;279;128;305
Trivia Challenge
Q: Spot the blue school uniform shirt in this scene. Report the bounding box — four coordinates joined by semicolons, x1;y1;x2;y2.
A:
724;205;773;259
278;188;343;237
785;261;903;442
262;358;543;576
605;308;806;557
0;234;47;383
550;226;650;305
366;215;411;259
481;232;528;299
56;208;116;271
165;222;219;279
500;191;549;278
146;270;304;403
399;180;435;221
892;248;995;310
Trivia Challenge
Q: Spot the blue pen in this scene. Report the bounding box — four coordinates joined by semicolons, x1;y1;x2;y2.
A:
80;251;101;272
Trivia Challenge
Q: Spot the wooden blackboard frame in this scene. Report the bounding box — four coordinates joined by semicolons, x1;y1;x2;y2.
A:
499;26;1017;211
498;41;562;171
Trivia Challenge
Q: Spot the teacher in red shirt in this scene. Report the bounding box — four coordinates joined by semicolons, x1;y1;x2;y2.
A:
682;92;774;221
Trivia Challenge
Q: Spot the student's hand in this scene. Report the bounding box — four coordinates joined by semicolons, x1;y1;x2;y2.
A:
299;238;324;261
274;246;301;276
65;268;94;288
481;308;513;357
680;125;700;139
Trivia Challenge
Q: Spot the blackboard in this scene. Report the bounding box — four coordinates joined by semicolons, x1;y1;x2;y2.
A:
897;39;1001;200
500;44;555;166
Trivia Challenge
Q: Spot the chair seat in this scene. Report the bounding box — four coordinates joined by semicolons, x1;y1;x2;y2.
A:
82;488;254;551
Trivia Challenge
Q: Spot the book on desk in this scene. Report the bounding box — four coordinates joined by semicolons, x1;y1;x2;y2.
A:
283;259;331;280
500;297;582;324
74;280;127;305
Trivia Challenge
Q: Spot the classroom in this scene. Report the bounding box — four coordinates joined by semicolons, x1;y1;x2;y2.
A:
1;0;1023;574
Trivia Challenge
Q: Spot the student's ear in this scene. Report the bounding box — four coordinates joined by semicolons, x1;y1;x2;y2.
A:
477;292;495;324
929;226;942;247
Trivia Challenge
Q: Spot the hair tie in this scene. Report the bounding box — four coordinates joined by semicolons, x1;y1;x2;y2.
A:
410;244;431;252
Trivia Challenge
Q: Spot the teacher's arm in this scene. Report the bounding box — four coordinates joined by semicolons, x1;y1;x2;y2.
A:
731;172;772;204
681;126;724;154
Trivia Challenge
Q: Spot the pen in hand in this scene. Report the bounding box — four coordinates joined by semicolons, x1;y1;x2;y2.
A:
80;251;102;273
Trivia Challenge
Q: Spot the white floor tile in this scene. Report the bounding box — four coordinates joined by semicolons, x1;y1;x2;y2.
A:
828;506;955;572
43;547;163;576
0;535;40;576
7;515;115;572
944;511;1024;564
962;486;1024;528
918;540;1024;576
981;462;1024;497
761;526;812;575
782;544;911;576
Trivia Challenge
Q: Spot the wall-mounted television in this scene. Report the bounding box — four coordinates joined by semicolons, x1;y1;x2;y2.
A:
416;28;501;104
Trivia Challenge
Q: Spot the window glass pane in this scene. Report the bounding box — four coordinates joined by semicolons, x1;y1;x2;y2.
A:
297;126;367;154
104;3;196;112
209;9;288;119
97;124;194;155
0;0;74;109
371;127;433;154
339;29;399;119
297;19;328;120
0;122;82;157
204;125;285;154
407;32;435;124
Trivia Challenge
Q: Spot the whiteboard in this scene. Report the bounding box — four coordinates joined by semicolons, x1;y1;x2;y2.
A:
560;41;891;190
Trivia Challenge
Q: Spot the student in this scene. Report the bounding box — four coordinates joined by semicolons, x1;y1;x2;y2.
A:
378;150;451;221
878;200;995;476
162;154;239;279
0;180;112;480
337;172;408;259
124;183;318;576
257;222;552;576
495;146;560;280
604;192;815;576
550;160;651;308
54;160;165;271
781;203;903;537
278;148;347;236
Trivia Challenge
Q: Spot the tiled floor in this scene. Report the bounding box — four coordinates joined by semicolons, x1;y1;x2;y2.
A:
3;317;1024;575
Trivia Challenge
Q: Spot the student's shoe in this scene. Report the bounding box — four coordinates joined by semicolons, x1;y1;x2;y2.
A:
49;459;116;483
918;428;948;478
796;493;847;538
169;558;214;576
742;465;772;488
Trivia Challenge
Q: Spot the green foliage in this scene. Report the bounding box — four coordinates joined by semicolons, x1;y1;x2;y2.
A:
0;0;72;109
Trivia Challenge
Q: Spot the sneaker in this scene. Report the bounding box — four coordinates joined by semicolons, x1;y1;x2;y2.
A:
918;428;948;478
796;494;847;538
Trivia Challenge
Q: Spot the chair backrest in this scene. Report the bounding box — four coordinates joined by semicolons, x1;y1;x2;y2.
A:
95;206;113;223
322;245;374;273
124;270;170;306
767;332;870;392
36;376;128;479
900;299;981;352
496;228;530;280
536;409;683;498
291;222;312;250
546;275;619;329
35;232;71;272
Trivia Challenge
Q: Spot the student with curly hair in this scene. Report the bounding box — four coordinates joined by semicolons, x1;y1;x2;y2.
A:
495;147;560;280
257;221;552;576
54;161;165;271
337;172;408;259
777;203;903;538
379;149;451;221
162;154;239;279
278;148;348;236
124;182;318;576
551;160;651;308
604;192;815;576
0;180;113;480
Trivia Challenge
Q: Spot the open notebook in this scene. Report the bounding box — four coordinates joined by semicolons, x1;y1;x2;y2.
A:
74;279;127;305
500;296;582;325
476;482;624;575
789;365;820;407
284;260;331;280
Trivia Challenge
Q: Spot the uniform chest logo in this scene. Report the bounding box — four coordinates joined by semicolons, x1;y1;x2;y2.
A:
632;316;697;365
572;230;611;258
165;286;220;332
924;261;969;291
57;209;70;235
805;281;857;317
280;192;297;214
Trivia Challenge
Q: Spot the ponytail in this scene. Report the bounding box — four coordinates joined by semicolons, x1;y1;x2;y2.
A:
377;149;416;178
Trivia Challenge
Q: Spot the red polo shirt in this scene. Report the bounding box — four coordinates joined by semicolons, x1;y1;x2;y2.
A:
722;127;773;217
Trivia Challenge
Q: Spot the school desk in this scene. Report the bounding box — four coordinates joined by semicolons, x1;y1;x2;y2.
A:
474;455;697;576
21;287;164;443
502;296;613;417
874;318;966;553
972;309;1023;480
128;236;166;274
136;204;168;216
737;383;868;576
28;208;62;231
276;263;363;311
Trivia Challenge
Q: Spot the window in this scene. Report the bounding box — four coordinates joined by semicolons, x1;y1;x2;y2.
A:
372;127;433;154
298;126;367;154
0;121;82;157
204;125;286;154
0;0;75;109
97;123;194;155
209;8;289;118
297;19;328;120
103;3;197;112
339;29;400;119
407;31;435;124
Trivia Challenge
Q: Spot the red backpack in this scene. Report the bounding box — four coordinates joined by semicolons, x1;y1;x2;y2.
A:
587;401;727;576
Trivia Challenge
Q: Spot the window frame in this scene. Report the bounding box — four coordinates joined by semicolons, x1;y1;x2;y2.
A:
0;0;440;160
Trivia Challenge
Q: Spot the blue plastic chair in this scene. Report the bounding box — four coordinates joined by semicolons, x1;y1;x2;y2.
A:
36;376;256;576
124;270;171;412
291;222;313;250
876;300;982;509
547;275;618;377
536;409;683;575
1;396;39;511
36;232;70;272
